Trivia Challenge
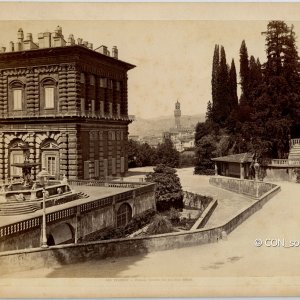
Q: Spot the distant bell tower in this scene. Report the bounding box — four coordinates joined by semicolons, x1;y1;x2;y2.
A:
174;100;181;129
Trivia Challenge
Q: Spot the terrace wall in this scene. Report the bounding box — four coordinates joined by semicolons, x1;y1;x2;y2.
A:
0;179;280;275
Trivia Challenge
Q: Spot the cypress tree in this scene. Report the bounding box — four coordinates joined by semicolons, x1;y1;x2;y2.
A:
211;44;219;114
239;40;250;103
205;100;213;123
248;55;262;105
228;59;238;109
215;46;230;125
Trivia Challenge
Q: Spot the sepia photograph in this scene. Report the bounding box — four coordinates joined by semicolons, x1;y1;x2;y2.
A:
1;2;300;297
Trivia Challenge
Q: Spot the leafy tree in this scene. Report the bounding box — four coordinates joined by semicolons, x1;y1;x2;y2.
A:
128;139;157;167
156;138;180;168
194;134;217;175
145;164;184;211
248;20;300;158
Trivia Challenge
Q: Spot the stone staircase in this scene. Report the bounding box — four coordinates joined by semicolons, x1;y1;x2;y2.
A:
0;202;41;216
289;139;300;160
77;191;89;199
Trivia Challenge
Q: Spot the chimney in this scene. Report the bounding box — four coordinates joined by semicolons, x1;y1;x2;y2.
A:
26;33;33;41
67;34;75;46
16;42;22;51
54;25;63;37
23;32;38;50
0;47;6;53
9;41;14;52
97;45;108;55
17;28;24;42
112;46;118;59
77;38;83;45
87;43;93;50
38;32;51;48
38;33;44;48
52;26;66;47
83;41;88;47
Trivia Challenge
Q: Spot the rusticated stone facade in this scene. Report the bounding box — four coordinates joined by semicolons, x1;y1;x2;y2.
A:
0;30;135;180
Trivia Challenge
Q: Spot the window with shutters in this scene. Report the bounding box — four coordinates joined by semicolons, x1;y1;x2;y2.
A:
41;78;57;110
44;87;55;109
13;89;22;110
100;77;107;88
9;80;25;111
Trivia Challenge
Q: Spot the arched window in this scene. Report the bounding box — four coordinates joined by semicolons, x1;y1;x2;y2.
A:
41;78;57;110
116;203;132;227
41;139;60;178
9;80;25;111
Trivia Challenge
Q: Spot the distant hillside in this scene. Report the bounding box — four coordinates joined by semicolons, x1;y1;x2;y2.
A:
129;114;205;137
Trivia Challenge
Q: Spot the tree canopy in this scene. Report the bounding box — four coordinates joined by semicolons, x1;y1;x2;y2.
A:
145;164;184;211
194;20;300;174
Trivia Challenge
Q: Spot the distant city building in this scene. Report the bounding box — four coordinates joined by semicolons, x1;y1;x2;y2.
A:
163;100;195;152
128;135;140;141
140;135;163;148
174;100;181;129
0;26;135;180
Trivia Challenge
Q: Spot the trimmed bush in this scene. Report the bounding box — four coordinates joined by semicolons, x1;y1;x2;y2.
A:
146;215;175;235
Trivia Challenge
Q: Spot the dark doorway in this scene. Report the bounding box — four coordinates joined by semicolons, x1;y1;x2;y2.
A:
47;234;55;246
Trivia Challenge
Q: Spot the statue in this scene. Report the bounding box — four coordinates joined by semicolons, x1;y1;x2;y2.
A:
61;174;68;184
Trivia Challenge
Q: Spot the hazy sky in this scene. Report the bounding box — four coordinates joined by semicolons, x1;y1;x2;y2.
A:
1;20;300;119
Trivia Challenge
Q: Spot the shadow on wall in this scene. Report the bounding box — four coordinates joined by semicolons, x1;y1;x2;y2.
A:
47;223;75;246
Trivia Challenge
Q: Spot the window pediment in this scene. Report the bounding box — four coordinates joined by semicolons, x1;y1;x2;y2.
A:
9;80;25;89
41;141;59;150
41;77;57;87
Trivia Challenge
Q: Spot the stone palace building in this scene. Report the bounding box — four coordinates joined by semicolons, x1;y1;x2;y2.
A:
0;26;135;180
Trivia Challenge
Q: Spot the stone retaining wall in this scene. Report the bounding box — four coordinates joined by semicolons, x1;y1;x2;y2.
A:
209;176;277;198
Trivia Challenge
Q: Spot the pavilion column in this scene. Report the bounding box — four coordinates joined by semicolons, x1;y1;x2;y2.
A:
214;162;218;176
240;163;245;179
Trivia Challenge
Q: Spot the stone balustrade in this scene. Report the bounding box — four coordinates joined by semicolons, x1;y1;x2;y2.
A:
270;159;300;166
291;138;300;146
69;179;154;190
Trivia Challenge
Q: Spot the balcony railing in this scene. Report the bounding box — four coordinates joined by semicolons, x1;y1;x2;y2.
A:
0;110;135;121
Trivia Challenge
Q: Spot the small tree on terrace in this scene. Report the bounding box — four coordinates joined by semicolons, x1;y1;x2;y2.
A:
156;138;180;168
145;164;183;212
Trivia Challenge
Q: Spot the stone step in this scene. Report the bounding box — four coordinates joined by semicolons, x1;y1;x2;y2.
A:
0;203;40;216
